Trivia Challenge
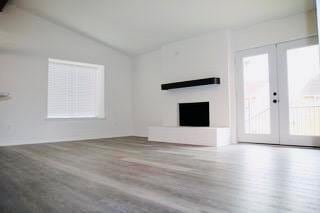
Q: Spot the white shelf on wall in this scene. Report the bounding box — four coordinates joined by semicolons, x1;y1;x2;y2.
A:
0;92;10;98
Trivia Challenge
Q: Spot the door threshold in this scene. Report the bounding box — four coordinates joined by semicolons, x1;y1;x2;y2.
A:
238;142;320;149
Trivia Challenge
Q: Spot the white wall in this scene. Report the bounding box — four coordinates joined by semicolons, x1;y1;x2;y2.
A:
317;1;320;37
232;10;317;51
0;6;133;146
133;50;163;137
133;30;232;137
133;10;318;142
161;31;231;128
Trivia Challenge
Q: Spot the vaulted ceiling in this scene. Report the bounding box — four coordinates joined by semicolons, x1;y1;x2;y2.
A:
13;0;315;55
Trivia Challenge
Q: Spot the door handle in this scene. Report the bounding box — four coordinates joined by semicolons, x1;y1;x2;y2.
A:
273;99;278;103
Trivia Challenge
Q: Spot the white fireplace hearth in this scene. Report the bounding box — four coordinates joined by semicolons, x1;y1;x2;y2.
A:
148;126;230;147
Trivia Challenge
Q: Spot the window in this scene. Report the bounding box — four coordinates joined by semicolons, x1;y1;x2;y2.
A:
48;58;105;119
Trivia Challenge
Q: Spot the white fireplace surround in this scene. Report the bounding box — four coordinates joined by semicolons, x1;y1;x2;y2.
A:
161;87;226;127
148;99;231;147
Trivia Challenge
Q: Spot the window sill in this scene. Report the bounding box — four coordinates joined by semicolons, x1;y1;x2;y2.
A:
46;117;106;121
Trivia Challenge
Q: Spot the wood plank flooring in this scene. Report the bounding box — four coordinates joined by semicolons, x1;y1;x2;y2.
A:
0;137;320;213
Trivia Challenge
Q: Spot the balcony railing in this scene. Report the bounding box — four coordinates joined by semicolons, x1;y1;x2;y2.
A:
290;106;320;136
244;106;320;136
245;108;270;134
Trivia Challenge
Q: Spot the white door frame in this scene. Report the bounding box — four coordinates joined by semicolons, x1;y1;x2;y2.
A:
277;36;320;147
236;45;280;144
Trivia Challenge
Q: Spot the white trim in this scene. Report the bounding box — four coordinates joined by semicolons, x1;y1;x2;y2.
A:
0;135;132;147
48;58;105;70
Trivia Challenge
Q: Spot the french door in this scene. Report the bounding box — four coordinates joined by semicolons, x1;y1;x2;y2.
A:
236;45;279;144
236;37;320;146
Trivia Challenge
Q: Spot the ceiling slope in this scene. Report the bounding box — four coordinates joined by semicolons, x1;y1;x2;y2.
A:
13;0;315;55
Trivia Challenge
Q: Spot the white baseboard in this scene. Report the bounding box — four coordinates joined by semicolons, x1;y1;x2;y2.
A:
0;134;133;147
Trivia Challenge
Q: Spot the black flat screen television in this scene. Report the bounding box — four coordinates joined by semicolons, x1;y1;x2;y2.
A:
179;102;209;127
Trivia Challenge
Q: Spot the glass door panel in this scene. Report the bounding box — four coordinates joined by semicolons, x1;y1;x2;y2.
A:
287;45;320;136
278;37;320;146
243;54;271;135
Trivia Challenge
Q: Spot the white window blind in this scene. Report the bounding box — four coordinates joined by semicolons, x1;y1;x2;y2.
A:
48;58;105;119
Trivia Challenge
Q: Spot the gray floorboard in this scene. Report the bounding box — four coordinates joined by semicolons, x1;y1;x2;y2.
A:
1;137;320;213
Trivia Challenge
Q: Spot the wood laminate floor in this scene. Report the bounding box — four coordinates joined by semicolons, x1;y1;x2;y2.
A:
0;137;320;213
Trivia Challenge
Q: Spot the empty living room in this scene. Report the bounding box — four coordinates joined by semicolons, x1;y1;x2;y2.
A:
1;0;320;212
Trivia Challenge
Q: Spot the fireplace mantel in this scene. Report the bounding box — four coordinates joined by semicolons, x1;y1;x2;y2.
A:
161;77;220;90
